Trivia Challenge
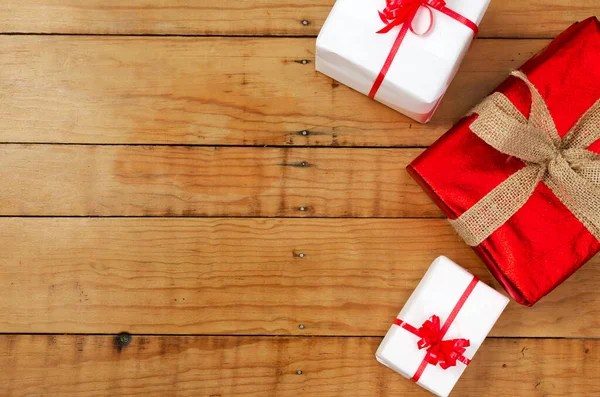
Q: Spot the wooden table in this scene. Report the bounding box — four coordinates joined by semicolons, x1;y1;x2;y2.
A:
0;2;598;396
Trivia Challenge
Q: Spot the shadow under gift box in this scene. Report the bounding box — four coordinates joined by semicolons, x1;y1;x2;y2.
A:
316;0;490;123
407;17;600;306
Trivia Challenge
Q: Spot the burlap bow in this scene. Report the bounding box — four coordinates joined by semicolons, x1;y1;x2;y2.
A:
449;71;600;246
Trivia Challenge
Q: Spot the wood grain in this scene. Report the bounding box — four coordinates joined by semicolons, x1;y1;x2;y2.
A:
0;3;598;396
1;218;597;337
0;36;544;147
0;145;441;217
1;335;597;397
0;1;597;38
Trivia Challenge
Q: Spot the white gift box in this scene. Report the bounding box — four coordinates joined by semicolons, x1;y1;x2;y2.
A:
316;0;490;122
376;256;509;397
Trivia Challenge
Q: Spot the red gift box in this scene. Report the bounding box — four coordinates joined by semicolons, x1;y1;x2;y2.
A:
408;17;600;306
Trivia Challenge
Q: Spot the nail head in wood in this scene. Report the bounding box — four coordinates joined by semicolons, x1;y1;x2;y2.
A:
302;20;310;26
301;130;309;136
301;59;308;65
299;207;306;211
300;162;307;167
299;324;305;329
297;370;303;375
116;332;132;348
298;253;305;258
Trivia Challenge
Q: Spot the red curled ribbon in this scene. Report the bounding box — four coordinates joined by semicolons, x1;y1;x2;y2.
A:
369;0;480;99
393;275;479;382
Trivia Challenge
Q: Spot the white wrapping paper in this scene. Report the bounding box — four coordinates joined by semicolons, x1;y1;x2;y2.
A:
376;256;509;397
316;0;490;122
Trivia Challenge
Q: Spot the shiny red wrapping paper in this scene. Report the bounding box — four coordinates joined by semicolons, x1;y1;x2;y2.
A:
408;17;600;306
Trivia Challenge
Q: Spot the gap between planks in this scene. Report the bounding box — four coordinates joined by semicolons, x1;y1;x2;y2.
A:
0;32;562;40
0;0;597;38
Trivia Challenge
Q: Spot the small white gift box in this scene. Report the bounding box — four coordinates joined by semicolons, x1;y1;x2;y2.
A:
316;0;490;122
376;256;509;397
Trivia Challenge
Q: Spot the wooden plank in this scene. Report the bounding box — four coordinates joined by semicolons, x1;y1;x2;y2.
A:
1;218;597;337
0;145;440;217
0;1;596;38
0;36;544;147
1;335;597;396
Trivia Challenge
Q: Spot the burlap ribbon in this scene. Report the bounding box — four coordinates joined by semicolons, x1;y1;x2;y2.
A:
449;71;600;246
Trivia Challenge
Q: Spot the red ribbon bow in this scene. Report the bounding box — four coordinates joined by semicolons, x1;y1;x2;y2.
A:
377;0;446;35
415;315;471;370
392;275;479;382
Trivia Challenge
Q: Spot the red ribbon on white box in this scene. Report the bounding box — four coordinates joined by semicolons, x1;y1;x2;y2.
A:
393;275;479;382
369;0;479;99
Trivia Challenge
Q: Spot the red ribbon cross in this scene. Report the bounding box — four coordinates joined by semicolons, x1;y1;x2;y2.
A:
369;0;479;99
393;275;479;382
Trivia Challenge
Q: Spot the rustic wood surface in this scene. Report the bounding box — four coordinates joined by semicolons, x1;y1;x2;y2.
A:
0;218;598;337
0;0;595;37
1;336;598;397
0;145;437;217
0;37;543;147
0;1;599;396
